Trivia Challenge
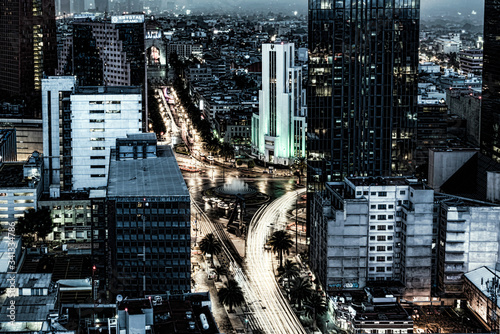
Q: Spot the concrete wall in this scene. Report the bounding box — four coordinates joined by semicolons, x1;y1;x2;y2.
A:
403;187;434;301
446;92;481;146
428;149;478;191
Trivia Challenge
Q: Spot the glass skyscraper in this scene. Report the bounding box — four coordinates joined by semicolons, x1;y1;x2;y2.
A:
481;0;500;162
307;0;420;186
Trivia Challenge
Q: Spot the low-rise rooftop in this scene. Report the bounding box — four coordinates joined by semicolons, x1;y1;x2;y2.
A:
107;147;189;198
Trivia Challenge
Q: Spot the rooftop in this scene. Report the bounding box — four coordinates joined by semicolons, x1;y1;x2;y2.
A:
344;177;427;189
464;266;500;309
107;147;189;198
0;273;52;289
119;133;157;141
74;86;141;95
0;129;14;143
0;163;31;188
0;295;57;322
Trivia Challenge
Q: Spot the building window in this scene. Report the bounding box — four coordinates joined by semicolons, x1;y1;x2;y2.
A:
376;267;385;272
378;192;387;197
377;246;385;251
400;190;406;195
371;205;376;209
377;236;386;241
371;192;376;195
369;267;375;272
92;147;105;150
91;174;105;177
378;204;386;210
370;236;376;240
388;205;394;209
370;215;376;219
91;165;105;169
377;256;385;262
370;226;376;230
377;215;386;220
377;225;386;230
91;156;106;159
369;257;375;261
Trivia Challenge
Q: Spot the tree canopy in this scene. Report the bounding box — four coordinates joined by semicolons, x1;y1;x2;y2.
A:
17;208;53;245
217;278;245;313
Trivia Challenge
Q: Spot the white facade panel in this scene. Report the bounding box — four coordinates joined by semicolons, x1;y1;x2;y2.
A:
71;93;142;190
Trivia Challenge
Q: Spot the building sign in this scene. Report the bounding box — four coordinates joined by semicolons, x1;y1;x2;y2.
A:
74;13;95;20
111;15;145;24
328;282;359;289
146;30;162;39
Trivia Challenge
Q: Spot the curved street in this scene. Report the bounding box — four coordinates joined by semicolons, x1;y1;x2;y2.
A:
159;85;308;333
243;188;308;334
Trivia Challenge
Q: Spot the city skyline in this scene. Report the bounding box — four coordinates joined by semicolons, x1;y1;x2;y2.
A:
0;1;499;334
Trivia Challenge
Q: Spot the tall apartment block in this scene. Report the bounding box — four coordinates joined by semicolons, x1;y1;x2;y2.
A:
307;0;420;184
251;42;306;166
0;0;57;102
310;177;434;301
435;194;500;297
481;0;500;163
42;76;142;195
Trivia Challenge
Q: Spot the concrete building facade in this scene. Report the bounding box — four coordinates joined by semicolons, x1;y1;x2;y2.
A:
70;86;142;191
0;152;43;228
310;177;434;301
42;77;142;194
436;196;500;296
106;148;191;297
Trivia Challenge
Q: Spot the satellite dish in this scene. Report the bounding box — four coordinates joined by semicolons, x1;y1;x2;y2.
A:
116;295;123;303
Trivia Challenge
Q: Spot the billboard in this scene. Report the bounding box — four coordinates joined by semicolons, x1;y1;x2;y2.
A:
111;14;145;24
146;30;162;39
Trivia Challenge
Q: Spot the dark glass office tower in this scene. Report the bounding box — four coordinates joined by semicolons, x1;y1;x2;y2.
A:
481;0;500;162
307;0;420;186
0;0;57;99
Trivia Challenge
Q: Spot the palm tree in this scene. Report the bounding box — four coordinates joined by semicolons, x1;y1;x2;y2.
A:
217;279;245;313
289;277;312;310
214;265;228;282
199;233;222;266
304;292;328;330
268;230;294;269
220;142;235;162
277;260;300;298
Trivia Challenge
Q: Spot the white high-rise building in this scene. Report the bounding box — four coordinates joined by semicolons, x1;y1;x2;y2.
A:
42;77;142;195
70;86;142;190
251;42;306;166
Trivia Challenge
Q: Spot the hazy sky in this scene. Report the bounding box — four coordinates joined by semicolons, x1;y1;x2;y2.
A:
421;0;484;16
